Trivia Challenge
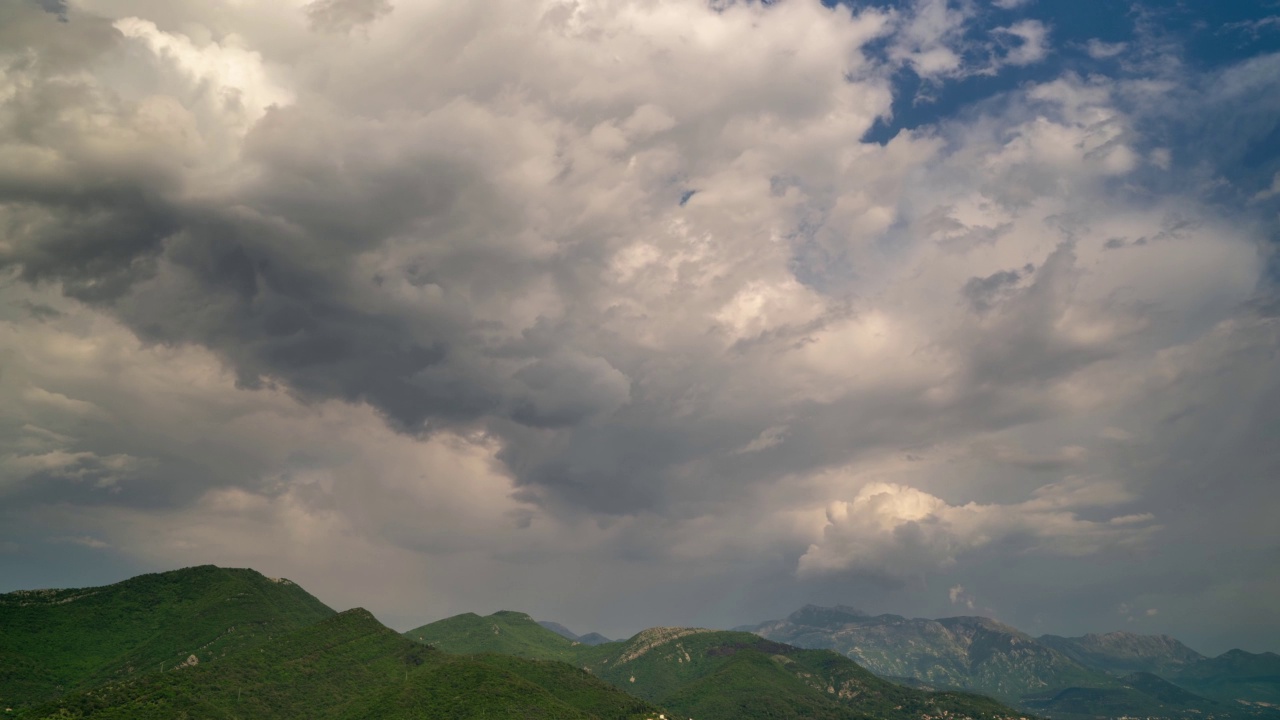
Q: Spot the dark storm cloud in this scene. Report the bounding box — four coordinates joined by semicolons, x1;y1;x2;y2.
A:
0;5;1248;519
1;0;1278;653
16;300;62;321
961;263;1033;312
0;4;803;512
0;3;118;68
0;193;176;303
33;0;67;21
117;212;477;429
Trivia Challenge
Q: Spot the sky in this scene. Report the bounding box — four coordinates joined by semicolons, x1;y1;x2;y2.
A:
1;0;1279;656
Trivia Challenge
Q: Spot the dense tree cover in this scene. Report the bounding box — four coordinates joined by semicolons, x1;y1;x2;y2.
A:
410;613;1029;720
0;566;334;709
19;609;659;720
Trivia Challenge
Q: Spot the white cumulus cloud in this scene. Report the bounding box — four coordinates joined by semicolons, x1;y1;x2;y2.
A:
797;481;1158;581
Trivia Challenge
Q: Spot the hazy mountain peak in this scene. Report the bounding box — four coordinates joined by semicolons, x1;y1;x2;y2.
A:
537;619;579;640
937;615;1032;639
784;603;869;627
577;631;614;645
490;609;535;621
1037;629;1207;679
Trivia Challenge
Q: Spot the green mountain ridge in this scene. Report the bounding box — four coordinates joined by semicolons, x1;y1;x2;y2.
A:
0;565;335;710
21;607;660;720
408;610;1029;720
1167;650;1280;706
406;610;584;662
5;569;1276;720
1022;672;1237;720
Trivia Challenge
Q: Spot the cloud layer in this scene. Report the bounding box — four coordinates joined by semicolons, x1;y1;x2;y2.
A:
1;0;1278;652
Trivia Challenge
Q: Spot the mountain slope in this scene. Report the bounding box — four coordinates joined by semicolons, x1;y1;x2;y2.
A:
747;607;1116;701
21;608;660;720
1167;649;1280;705
1021;672;1243;720
578;633;615;646
540;621;583;641
1037;632;1206;676
745;606;1280;719
408;611;1027;720
0;565;335;710
406;610;583;661
537;620;614;646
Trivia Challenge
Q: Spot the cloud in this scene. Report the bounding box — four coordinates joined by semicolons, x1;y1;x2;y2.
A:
1085;38;1127;59
992;19;1049;67
305;0;393;33
949;584;976;609
887;2;1049;83
797;482;1156;582
888;0;973;79
1219;16;1280;42
2;450;145;490
0;0;1277;650
972;442;1086;471
51;535;110;549
1252;172;1280;203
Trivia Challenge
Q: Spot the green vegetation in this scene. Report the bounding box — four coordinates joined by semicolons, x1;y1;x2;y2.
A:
409;613;1029;720
9;569;1275;720
1020;672;1239;720
406;610;583;662
0;565;334;710
20;609;660;720
1167;650;1280;706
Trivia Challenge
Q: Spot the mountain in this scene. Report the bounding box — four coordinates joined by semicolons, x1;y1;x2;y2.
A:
21;607;660;720
1166;649;1280;706
745;606;1280;719
538;620;614;646
1028;633;1280;707
541;620;583;641
1021;671;1242;720
746;608;1116;702
1037;632;1206;676
406;609;582;661
0;565;335;710
409;610;1028;720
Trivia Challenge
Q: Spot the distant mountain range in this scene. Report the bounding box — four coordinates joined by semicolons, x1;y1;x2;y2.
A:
410;610;1024;720
1;567;1022;720
740;605;1280;719
1037;631;1205;676
3;568;1276;720
539;620;615;646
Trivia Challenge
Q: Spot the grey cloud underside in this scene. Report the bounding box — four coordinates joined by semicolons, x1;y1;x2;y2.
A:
1;0;1280;653
0;2;1272;515
305;0;393;33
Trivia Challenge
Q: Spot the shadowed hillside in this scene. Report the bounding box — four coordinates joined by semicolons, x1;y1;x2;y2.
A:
409;610;1030;720
21;608;660;720
0;565;334;710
